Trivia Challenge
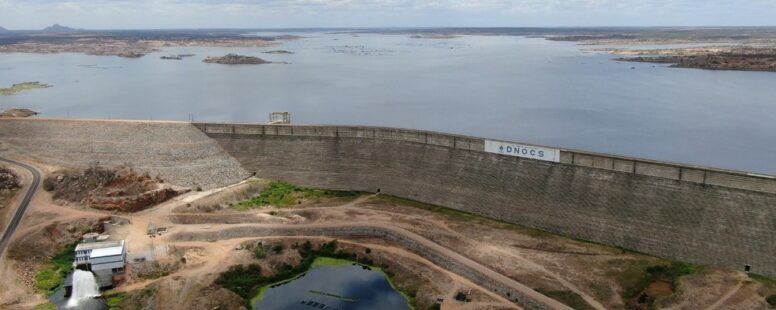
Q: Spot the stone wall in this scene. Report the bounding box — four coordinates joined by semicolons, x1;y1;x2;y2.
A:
195;123;776;277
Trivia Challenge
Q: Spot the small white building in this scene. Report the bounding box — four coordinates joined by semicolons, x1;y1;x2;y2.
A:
73;240;126;287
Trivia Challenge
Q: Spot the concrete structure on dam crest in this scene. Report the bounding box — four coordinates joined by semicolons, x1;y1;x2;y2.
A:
195;122;776;277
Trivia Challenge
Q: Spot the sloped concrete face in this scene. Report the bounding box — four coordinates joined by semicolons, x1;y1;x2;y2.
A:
0;119;249;189
197;124;776;277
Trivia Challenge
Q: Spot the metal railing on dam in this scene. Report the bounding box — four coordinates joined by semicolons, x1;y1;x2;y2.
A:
196;122;776;194
195;122;776;278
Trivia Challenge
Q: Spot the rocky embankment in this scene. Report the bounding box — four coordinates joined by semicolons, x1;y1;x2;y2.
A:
203;54;270;65
44;166;186;212
615;48;776;72
0;119;249;189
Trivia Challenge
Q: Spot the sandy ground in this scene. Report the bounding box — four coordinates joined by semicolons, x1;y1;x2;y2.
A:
1;161;774;309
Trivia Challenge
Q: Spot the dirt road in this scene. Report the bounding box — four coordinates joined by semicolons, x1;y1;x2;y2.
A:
169;222;574;310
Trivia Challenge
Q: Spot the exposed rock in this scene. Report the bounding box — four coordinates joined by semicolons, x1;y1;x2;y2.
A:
0;108;38;118
203;54;270;65
43;165;187;212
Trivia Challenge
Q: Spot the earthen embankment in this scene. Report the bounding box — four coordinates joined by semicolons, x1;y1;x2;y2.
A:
0;119;249;189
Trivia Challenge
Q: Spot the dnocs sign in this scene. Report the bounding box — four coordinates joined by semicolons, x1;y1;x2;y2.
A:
484;140;560;162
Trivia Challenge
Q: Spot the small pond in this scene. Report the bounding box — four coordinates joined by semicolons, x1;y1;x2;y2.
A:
253;258;412;310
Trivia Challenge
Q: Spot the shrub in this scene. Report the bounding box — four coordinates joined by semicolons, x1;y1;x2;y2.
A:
34;243;76;295
766;294;776;306
104;292;127;309
215;264;264;299
235;181;360;209
253;246;267;259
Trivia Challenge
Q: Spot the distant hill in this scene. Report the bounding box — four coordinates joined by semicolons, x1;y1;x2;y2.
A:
42;24;79;32
0;26;7;32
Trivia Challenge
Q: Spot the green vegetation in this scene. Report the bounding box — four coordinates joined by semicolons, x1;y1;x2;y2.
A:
218;240;408;308
767;294;776;307
234;180;361;209
0;82;51;96
311;256;355;268
32;303;57;310
104;291;128;309
749;273;776;288
34;243;76;295
535;289;595;310
617;261;699;299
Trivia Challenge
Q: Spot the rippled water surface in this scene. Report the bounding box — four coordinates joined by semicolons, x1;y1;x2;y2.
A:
253;263;410;310
1;32;775;173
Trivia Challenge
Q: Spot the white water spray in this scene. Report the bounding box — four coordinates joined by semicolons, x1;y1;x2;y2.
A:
66;270;101;308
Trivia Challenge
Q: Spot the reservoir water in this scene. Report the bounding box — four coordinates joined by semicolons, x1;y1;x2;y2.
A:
1;32;775;174
253;261;410;310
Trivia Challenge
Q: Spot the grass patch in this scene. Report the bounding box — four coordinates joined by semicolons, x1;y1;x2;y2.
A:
535;289;595;310
234;180;360;210
34;243;76;295
104;291;127;309
617;261;699;299
0;81;51;96
311;256;355;268
32;303;57;310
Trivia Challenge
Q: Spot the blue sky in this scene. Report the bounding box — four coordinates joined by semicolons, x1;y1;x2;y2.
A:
1;0;775;29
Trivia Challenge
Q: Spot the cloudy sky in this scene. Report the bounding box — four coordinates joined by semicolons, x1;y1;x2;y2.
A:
1;0;775;29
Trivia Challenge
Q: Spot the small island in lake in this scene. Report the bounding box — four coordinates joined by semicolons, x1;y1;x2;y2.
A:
161;54;196;60
262;50;293;54
203;54;271;64
614;49;776;72
0;108;39;118
0;82;52;96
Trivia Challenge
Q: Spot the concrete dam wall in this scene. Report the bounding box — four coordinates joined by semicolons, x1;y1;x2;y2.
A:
195;123;776;277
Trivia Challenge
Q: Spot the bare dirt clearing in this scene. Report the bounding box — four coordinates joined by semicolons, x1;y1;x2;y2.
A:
2;169;774;309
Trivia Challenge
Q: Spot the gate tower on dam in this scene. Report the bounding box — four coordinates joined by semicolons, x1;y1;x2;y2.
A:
194;122;776;277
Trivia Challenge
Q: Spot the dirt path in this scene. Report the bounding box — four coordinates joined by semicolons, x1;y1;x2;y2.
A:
705;281;743;310
168;222;574;310
484;245;607;310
